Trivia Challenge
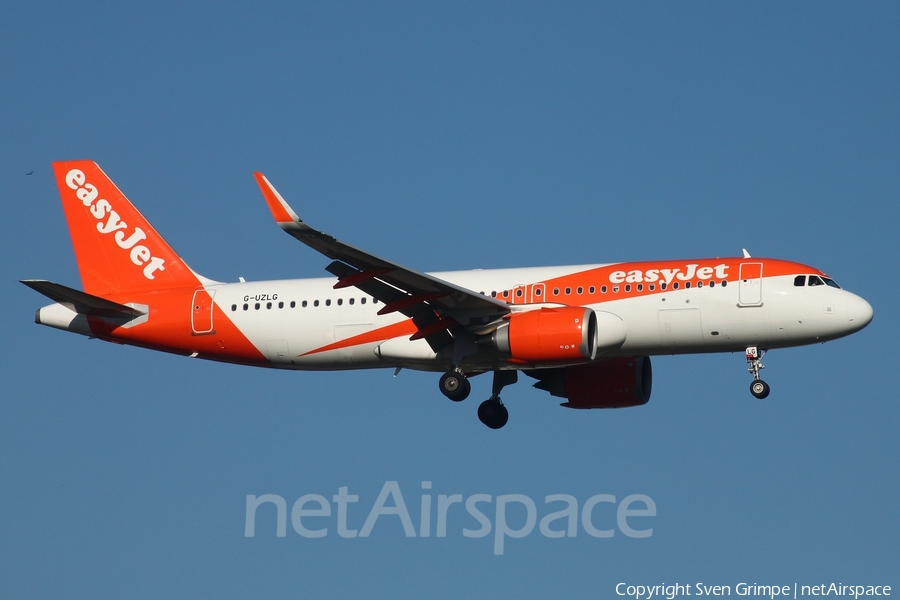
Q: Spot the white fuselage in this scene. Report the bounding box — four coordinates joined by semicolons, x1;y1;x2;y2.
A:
206;264;871;371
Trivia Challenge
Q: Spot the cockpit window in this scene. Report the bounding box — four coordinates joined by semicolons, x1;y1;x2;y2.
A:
808;276;824;287
794;275;806;287
822;277;841;289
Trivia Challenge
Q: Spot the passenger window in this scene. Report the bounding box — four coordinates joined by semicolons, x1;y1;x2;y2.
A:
673;283;679;290
553;288;559;296
535;288;542;297
808;276;824;287
326;299;332;306
231;304;237;311
661;283;667;290
491;291;497;298
613;285;619;293
503;290;509;298
349;298;355;305
794;275;806;287
697;281;703;288
278;301;284;309
649;284;655;291
314;300;320;307
337;298;343;306
721;280;727;287
589;286;595;294
243;303;248;311
373;298;379;304
576;287;583;294
601;286;607;293
255;303;260;310
565;287;571;295
266;302;272;309
709;281;715;288
516;289;523;297
637;284;643;292
625;284;631;292
684;282;691;289
361;298;366;305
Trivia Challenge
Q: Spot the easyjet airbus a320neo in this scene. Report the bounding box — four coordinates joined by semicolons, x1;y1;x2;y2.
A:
23;161;874;428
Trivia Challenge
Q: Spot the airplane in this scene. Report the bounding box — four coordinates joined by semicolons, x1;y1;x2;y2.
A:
23;161;874;429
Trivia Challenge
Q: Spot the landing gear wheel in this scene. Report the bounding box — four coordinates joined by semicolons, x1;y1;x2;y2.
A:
750;380;770;399
745;347;770;399
439;371;470;402
478;399;509;429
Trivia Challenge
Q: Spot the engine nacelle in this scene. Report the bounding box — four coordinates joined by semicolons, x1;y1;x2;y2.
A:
529;357;652;409
488;306;597;364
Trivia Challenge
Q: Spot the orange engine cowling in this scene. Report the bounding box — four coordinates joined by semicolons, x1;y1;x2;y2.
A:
528;357;652;408
488;306;597;364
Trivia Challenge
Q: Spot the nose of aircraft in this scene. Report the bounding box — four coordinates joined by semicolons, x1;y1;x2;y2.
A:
846;293;874;332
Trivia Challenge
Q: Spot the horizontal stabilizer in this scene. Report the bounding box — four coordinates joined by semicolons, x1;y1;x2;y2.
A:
20;280;146;318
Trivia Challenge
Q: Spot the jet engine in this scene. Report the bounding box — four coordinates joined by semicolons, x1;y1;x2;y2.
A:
486;306;597;364
527;356;652;408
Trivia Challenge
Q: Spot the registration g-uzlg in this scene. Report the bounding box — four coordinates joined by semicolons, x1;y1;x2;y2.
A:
24;161;874;429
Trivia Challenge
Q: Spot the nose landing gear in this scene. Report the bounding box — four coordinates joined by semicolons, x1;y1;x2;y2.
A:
746;346;770;399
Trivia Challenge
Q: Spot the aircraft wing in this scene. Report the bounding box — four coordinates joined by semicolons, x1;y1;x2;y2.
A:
254;173;510;349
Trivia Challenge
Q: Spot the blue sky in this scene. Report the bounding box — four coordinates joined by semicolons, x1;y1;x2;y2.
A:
2;2;897;598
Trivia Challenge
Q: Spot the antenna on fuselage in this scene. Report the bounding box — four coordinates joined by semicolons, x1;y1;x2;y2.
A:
742;249;751;258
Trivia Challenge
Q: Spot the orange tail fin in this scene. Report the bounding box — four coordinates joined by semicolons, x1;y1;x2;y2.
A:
52;160;203;296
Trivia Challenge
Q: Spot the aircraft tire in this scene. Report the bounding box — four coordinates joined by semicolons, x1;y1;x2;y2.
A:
440;371;470;401
478;399;509;429
750;380;770;399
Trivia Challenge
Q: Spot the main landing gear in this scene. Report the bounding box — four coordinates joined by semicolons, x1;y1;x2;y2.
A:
437;368;516;429
746;346;770;399
477;370;517;430
439;369;470;401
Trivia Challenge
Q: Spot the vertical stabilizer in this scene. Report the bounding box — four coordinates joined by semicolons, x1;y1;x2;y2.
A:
52;161;202;296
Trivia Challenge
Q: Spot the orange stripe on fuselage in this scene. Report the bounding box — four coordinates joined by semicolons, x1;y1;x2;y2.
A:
86;287;269;365
495;258;824;305
300;319;419;357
